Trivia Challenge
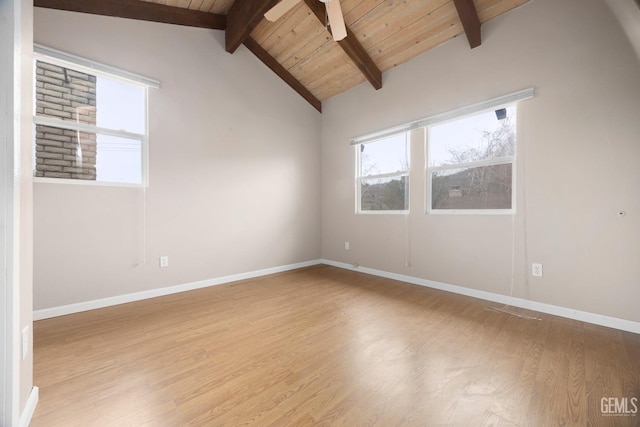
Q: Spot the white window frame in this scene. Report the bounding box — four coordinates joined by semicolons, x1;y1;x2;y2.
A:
426;105;518;215
355;131;410;214
32;44;159;188
350;89;533;215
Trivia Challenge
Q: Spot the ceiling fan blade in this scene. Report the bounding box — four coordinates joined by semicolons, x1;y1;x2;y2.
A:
325;0;347;41
265;0;302;22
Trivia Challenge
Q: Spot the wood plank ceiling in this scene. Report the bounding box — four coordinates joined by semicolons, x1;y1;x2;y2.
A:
35;0;530;112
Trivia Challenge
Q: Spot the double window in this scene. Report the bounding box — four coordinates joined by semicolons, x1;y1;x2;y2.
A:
33;45;158;186
354;89;532;214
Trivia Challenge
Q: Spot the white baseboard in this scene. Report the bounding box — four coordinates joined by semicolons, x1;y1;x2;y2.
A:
33;258;640;334
19;386;38;427
34;260;323;321
321;259;640;335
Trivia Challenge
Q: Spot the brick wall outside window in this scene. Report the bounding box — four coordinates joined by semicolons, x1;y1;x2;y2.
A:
35;61;98;180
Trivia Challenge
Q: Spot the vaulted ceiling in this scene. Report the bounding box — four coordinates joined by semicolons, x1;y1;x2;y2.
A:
35;0;531;112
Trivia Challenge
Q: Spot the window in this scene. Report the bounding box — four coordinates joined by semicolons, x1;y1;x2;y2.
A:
351;89;532;215
356;132;410;213
427;106;516;213
33;45;158;186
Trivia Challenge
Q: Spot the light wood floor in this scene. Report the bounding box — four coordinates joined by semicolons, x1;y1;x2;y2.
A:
32;265;640;426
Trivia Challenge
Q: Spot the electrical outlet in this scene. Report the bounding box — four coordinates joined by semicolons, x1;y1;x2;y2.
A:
159;256;169;268
532;263;543;277
344;241;350;250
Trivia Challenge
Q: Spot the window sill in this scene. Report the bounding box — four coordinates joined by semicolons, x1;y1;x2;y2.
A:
33;177;145;189
357;210;410;215
427;209;515;215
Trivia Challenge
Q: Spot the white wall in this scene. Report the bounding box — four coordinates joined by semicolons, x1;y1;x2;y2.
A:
321;0;640;323
33;9;321;310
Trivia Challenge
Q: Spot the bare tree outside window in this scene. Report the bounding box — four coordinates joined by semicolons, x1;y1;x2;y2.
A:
429;107;516;212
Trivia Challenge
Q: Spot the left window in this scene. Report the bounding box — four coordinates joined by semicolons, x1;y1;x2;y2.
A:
33;46;158;186
356;132;410;213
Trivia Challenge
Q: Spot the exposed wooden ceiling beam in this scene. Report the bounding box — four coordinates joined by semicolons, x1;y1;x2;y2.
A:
339;27;383;89
303;0;382;90
243;37;322;112
34;0;226;30
226;0;280;53
452;0;482;49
